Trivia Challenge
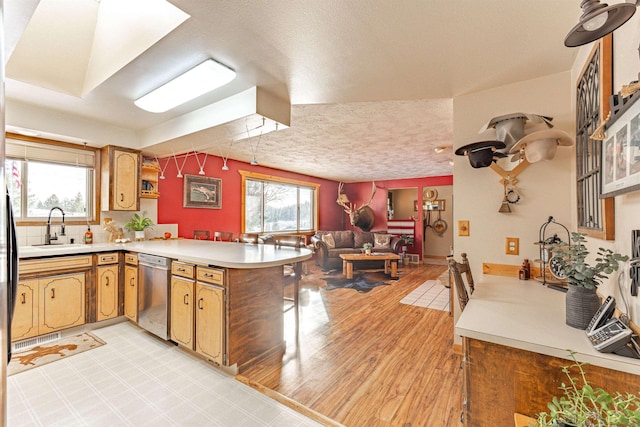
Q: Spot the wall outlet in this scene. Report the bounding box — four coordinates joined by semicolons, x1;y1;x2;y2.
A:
505;237;519;255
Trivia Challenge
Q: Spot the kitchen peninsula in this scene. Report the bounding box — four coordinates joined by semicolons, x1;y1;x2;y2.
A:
454;276;640;426
17;240;312;373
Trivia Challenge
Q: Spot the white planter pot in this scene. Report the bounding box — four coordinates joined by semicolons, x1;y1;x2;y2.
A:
135;230;145;241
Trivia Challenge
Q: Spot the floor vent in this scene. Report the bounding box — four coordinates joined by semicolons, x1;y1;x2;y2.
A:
407;254;420;264
12;332;61;352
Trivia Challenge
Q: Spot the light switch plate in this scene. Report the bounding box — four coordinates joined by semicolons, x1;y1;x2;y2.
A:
506;237;519;255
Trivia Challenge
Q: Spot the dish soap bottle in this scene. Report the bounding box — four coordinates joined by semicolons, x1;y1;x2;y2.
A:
84;226;93;244
519;259;530;280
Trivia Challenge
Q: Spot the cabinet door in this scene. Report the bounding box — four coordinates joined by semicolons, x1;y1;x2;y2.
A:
195;283;224;364
124;264;138;322
113;148;139;211
171;277;194;349
11;279;38;341
39;273;85;334
96;265;119;321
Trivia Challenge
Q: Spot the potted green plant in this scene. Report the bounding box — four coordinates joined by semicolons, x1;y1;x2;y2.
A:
362;242;373;255
536;352;640;426
549;232;628;329
125;211;154;240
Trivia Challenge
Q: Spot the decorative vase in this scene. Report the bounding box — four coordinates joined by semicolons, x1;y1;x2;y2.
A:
135;230;145;241
565;284;601;330
365;249;372;255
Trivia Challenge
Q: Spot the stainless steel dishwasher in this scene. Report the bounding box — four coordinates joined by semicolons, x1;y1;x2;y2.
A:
138;253;171;340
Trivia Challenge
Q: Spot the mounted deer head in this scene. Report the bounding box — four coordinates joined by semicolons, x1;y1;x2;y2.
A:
336;181;376;231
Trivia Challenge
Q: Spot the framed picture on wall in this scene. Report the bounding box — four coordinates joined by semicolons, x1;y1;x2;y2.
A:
183;174;222;209
602;94;640;197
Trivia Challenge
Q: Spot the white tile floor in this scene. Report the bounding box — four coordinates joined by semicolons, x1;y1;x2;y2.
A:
7;322;323;427
399;279;450;312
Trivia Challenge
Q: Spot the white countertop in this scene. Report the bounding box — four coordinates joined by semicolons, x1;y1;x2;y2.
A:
18;240;312;269
454;275;640;375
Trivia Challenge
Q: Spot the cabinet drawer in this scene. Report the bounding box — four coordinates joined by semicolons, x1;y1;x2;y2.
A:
20;255;93;275
97;252;119;265
172;262;195;279
124;253;138;265
196;267;225;285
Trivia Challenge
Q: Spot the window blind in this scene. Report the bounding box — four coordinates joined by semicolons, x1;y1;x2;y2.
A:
6;138;95;167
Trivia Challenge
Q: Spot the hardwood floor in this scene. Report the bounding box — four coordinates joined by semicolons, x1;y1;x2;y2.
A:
239;262;463;426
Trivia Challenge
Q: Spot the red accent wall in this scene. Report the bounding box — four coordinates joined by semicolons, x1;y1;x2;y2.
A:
340;176;454;258
156;154;343;239
157;153;452;260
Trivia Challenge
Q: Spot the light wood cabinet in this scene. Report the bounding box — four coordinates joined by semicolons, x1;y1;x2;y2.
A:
96;252;119;322
101;145;141;211
195;266;225;365
96;265;118;321
12;279;38;340
124;253;138;322
13;255;89;341
38;272;86;334
170;263;225;364
170;276;195;349
195;282;224;365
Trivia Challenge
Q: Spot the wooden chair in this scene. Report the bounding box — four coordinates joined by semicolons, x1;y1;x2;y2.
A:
213;231;233;242
236;233;259;244
193;230;210;240
447;252;475;311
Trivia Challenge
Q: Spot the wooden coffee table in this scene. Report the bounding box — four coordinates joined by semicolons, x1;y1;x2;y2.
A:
339;253;401;279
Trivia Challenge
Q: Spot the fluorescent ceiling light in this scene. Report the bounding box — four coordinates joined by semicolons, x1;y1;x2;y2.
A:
135;59;236;113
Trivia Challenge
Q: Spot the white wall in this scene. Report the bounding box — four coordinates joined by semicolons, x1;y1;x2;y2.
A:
573;14;640;324
451;72;573;330
423;184;453;259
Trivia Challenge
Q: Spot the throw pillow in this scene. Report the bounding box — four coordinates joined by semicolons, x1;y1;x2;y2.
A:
374;233;391;248
321;233;335;249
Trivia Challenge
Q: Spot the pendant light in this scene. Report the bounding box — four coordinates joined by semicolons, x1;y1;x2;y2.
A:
564;0;637;47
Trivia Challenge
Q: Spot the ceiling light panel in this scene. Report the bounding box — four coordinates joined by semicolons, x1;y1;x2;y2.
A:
134;59;236;113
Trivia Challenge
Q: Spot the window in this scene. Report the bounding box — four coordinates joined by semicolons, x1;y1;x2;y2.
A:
575;36;615;240
241;171;318;234
5;136;97;223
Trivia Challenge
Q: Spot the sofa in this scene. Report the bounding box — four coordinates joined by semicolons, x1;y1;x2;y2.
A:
311;230;403;271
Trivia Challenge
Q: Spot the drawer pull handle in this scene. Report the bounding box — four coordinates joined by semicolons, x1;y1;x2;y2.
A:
184;294;189;305
51;288;55;299
177;267;186;272
103;256;116;262
120;193;124;202
105;277;109;286
130;278;135;286
20;292;25;304
198;298;204;310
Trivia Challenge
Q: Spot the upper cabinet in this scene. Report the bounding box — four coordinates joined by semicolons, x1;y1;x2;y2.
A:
101;146;141;211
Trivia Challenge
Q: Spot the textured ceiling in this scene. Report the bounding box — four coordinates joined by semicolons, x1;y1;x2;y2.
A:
4;0;581;182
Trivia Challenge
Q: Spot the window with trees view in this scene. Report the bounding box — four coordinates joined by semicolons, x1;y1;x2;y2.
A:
5;137;96;223
241;171;318;234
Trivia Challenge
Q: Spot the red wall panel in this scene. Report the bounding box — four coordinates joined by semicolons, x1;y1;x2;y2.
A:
156;152;452;260
156;154;343;239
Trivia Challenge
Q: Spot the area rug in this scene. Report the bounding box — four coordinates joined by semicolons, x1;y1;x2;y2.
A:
400;270;450;312
309;268;396;293
8;332;105;376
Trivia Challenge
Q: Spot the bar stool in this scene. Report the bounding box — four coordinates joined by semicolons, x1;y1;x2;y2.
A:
276;235;305;340
236;233;259;244
213;231;233;241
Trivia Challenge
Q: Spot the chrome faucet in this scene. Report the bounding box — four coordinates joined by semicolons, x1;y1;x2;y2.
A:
45;207;66;245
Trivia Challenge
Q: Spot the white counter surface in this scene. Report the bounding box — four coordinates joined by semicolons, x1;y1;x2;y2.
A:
18;239;312;269
454;275;640;375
